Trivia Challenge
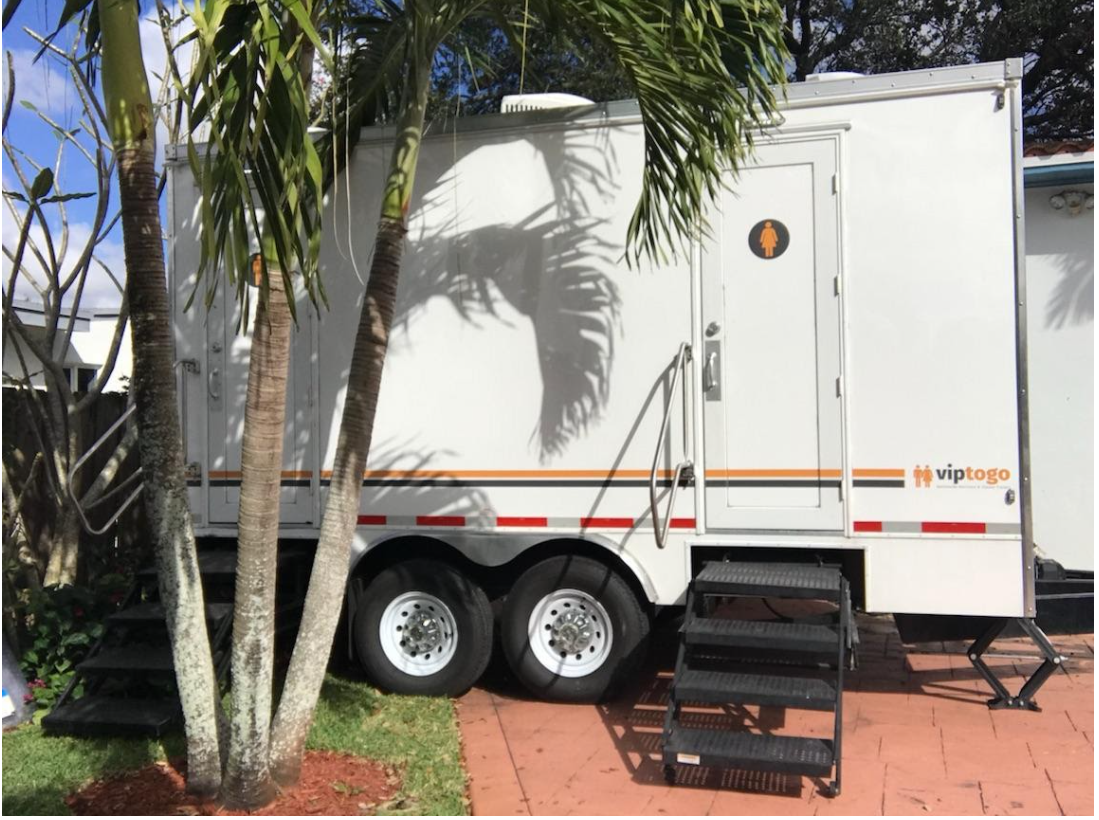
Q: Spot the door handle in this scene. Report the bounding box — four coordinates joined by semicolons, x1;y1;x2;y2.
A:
704;352;719;392
208;367;221;400
702;340;721;400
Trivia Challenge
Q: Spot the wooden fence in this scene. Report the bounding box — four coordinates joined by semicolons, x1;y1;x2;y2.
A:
2;387;148;585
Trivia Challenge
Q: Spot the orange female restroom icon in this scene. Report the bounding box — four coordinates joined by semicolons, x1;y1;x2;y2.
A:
748;218;788;260
759;221;779;258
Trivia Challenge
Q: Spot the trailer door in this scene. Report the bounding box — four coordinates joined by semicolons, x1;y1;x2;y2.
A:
701;138;844;531
206;287;316;525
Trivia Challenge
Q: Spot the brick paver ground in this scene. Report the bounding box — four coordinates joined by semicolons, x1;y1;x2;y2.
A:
457;614;1094;815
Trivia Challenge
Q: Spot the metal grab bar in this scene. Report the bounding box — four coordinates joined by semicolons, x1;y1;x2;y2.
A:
68;403;143;536
649;342;692;549
67;359;199;535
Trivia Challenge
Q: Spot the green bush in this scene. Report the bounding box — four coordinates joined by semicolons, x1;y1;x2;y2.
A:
17;576;127;709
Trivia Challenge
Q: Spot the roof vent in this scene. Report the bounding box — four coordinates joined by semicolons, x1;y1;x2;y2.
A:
804;71;864;82
500;93;595;113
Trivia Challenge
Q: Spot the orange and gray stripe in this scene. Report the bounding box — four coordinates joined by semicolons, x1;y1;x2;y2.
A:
852;468;906;488
705;469;842;488
197;467;906;490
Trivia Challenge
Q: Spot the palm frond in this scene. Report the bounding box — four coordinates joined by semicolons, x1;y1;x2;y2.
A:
538;0;789;265
182;0;329;324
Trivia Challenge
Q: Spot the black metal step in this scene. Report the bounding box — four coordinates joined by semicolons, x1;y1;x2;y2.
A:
108;601;234;627
76;645;175;676
663;727;834;777
674;668;836;710
42;696;180;737
685;616;839;656
695;562;841;601
137;550;239;582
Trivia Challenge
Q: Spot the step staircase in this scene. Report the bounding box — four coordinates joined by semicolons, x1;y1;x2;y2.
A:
41;551;237;737
42;548;307;738
661;561;852;796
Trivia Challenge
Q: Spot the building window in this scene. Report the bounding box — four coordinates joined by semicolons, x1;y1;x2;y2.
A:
76;367;97;392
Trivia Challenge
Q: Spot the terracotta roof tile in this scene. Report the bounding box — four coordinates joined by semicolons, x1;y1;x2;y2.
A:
1024;141;1094;157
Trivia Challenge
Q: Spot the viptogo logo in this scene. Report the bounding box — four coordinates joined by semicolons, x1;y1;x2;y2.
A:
912;464;1012;489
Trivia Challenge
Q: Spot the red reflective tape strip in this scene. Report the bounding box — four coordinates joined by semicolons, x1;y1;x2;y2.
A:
853;521;883;532
580;517;634;528
922;521;986;534
416;515;466;527
497;517;548;527
357;515;387;526
669;518;696;529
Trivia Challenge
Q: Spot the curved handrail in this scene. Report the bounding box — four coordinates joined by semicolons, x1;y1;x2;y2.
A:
67;359;196;536
649;342;692;549
68;403;143;536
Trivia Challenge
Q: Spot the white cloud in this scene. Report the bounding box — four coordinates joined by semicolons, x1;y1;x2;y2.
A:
139;4;199;156
2;48;77;117
2;204;126;309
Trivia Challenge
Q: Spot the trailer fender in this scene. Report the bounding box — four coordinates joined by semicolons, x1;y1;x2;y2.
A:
348;529;659;603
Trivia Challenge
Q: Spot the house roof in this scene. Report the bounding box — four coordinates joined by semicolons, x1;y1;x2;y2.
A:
1022;144;1093;189
1024;141;1095;157
10;297;93;331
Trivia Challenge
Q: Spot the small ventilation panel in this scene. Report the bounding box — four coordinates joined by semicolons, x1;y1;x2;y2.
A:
500;93;595;113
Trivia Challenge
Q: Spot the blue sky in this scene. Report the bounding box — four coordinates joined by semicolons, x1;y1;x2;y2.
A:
3;2;190;308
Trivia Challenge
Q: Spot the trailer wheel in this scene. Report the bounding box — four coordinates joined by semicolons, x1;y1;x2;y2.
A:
501;555;649;702
353;560;493;696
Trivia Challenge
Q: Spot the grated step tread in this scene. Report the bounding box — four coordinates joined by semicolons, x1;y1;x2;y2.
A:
685;617;839;655
675;668;836;710
695;562;841;600
137;550;238;581
42;696;180;738
663;727;834;777
77;644;175;675
108;602;233;626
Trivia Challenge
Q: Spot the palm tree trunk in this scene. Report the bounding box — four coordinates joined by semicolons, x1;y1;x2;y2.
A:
99;0;222;795
267;50;433;787
219;268;292;809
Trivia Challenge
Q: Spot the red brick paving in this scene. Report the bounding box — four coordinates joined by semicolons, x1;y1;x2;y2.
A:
457;616;1094;815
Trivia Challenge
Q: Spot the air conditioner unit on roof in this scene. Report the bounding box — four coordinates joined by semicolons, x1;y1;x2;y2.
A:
500;93;595;113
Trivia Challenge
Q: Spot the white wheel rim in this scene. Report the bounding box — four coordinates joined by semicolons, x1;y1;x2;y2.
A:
526;588;614;678
379;591;458;677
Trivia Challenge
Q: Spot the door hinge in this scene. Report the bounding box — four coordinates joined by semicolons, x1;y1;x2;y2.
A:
831;173;839;195
834;275;842;296
836;375;844;397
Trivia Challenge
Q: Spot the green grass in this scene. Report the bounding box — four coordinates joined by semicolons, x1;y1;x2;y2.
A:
1;676;469;816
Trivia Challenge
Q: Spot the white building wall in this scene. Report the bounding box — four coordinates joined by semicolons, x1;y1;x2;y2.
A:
1023;158;1094;570
2;314;131;393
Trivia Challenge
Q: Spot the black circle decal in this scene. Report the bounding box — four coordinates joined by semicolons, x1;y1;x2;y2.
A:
748;219;790;260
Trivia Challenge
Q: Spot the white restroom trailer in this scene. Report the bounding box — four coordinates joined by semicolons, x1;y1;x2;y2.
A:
167;61;1040;700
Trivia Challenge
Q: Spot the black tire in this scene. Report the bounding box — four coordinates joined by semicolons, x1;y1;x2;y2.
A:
500;555;650;702
353;560;493;696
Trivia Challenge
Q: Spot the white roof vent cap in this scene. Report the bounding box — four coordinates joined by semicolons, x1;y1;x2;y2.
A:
501;93;595;113
805;71;864;82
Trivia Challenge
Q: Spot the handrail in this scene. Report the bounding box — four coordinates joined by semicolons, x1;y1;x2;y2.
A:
67;359;200;535
68;403;143;536
649;342;692;549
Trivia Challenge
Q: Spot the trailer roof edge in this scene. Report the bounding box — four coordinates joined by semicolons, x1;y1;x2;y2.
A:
164;62;1021;162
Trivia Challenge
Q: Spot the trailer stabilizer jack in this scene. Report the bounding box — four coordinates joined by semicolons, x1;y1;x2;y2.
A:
967;617;1064;711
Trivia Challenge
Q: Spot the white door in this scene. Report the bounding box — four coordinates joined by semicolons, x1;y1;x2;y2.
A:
702;138;844;531
207;287;316;524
